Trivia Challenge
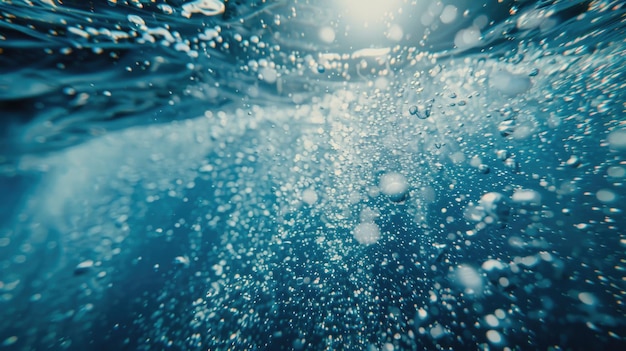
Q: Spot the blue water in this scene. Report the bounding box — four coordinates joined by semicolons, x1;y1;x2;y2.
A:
1;0;626;350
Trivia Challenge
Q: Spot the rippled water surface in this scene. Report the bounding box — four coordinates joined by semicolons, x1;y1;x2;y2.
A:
1;0;626;350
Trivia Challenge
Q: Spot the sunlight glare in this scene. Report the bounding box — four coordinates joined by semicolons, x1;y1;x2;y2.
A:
340;0;402;26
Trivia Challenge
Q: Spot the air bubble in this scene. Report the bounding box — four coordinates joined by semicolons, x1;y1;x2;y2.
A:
379;172;409;202
478;164;490;174
409;104;429;119
486;330;503;344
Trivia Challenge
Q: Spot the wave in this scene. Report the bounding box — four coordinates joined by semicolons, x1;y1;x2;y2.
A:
1;0;622;161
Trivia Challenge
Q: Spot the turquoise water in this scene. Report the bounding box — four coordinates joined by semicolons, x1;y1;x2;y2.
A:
1;0;626;350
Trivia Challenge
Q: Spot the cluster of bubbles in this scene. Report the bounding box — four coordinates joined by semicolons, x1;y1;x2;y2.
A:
1;0;626;350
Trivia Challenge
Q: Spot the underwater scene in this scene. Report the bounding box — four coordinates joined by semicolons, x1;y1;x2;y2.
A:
1;0;625;350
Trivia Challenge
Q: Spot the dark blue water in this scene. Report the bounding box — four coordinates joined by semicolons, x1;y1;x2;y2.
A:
1;0;626;350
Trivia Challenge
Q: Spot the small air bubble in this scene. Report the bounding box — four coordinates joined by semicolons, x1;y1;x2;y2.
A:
409;105;428;119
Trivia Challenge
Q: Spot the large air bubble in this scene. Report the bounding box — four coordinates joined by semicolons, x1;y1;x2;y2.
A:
379;172;409;203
